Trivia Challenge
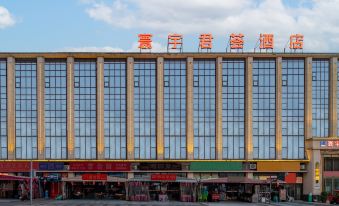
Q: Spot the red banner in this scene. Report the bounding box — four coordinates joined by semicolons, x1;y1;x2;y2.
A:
285;173;297;183
0;162;39;172
151;174;176;181
82;174;107;181
69;162;131;171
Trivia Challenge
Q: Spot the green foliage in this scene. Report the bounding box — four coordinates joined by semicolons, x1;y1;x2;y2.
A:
320;191;328;203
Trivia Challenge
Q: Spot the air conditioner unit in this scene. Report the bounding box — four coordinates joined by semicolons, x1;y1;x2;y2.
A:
249;163;257;170
300;163;306;170
64;165;69;170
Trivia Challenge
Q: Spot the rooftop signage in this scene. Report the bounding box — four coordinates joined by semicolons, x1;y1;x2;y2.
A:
138;33;304;53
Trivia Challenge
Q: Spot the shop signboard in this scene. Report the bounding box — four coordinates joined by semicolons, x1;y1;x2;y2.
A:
285;173;297;183
189;162;242;171
82;174;107;181
46;173;61;182
320;140;339;148
296;177;303;184
151;174;176;181
69;162;131;171
0;162;38;172
39;162;64;171
138;163;181;171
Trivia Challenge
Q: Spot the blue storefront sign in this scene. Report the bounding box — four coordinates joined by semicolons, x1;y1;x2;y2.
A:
39;162;64;171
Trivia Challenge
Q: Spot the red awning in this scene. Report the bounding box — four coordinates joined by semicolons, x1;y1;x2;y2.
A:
0;174;33;181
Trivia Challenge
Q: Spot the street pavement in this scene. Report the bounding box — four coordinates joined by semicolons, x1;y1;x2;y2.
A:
0;199;330;206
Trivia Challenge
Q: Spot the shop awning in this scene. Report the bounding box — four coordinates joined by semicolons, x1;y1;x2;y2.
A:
62;176;127;182
0;174;34;181
128;177;197;183
201;177;265;184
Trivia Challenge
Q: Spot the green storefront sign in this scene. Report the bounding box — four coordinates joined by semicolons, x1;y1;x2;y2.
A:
190;162;243;171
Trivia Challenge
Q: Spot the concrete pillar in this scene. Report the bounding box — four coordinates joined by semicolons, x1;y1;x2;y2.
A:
157;57;164;160
303;148;321;195
186;57;194;160
305;57;313;139
7;57;15;160
67;57;75;159
127;57;134;160
276;57;282;159
37;57;45;160
329;57;338;137
245;57;253;160
216;57;223;160
96;57;105;159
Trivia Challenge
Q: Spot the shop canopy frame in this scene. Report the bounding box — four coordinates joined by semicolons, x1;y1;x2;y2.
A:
61;176;127;182
0;174;38;181
128;177;197;183
200;177;265;184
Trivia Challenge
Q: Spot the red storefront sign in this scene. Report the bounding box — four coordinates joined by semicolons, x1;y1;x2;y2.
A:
69;162;131;171
0;162;39;172
151;174;176;181
82;174;107;181
323;171;339;177
285;173;297;183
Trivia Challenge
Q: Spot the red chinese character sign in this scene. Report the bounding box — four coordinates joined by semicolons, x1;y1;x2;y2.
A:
138;34;152;52
259;33;274;51
199;33;213;52
227;33;244;52
134;33;306;52
285;34;304;52
167;34;183;52
260;33;274;49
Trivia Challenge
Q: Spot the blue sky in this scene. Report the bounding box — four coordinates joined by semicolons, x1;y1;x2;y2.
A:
0;0;338;52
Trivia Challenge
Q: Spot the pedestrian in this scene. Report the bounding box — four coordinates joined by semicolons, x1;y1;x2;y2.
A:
20;182;27;201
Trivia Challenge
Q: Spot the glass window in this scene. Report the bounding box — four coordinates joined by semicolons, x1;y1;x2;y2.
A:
312;59;329;137
222;59;245;159
282;59;304;159
252;59;276;159
164;59;186;159
193;59;216;159
324;158;333;171
334;158;339;171
44;59;67;159
15;59;37;159
104;59;126;159
74;60;96;159
0;60;6;159
134;59;156;159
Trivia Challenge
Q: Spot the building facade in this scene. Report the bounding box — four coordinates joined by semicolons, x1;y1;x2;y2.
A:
0;53;338;199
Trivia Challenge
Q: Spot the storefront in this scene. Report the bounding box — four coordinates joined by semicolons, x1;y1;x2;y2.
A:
63;175;127;200
128;174;197;202
0;174;40;199
60;162;131;200
304;138;339;199
199;176;264;202
0;162;40;199
323;157;339;194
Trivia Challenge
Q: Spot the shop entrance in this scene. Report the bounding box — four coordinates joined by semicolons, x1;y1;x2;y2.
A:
66;182;126;200
149;182;179;201
128;181;197;202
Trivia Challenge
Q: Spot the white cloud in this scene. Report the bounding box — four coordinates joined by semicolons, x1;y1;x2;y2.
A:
61;46;124;52
0;6;15;29
83;0;339;52
61;41;166;52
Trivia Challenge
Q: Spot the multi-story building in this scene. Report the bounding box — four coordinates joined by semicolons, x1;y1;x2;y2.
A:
0;52;338;201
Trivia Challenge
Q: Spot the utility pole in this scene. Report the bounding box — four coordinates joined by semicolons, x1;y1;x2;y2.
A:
30;160;33;205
